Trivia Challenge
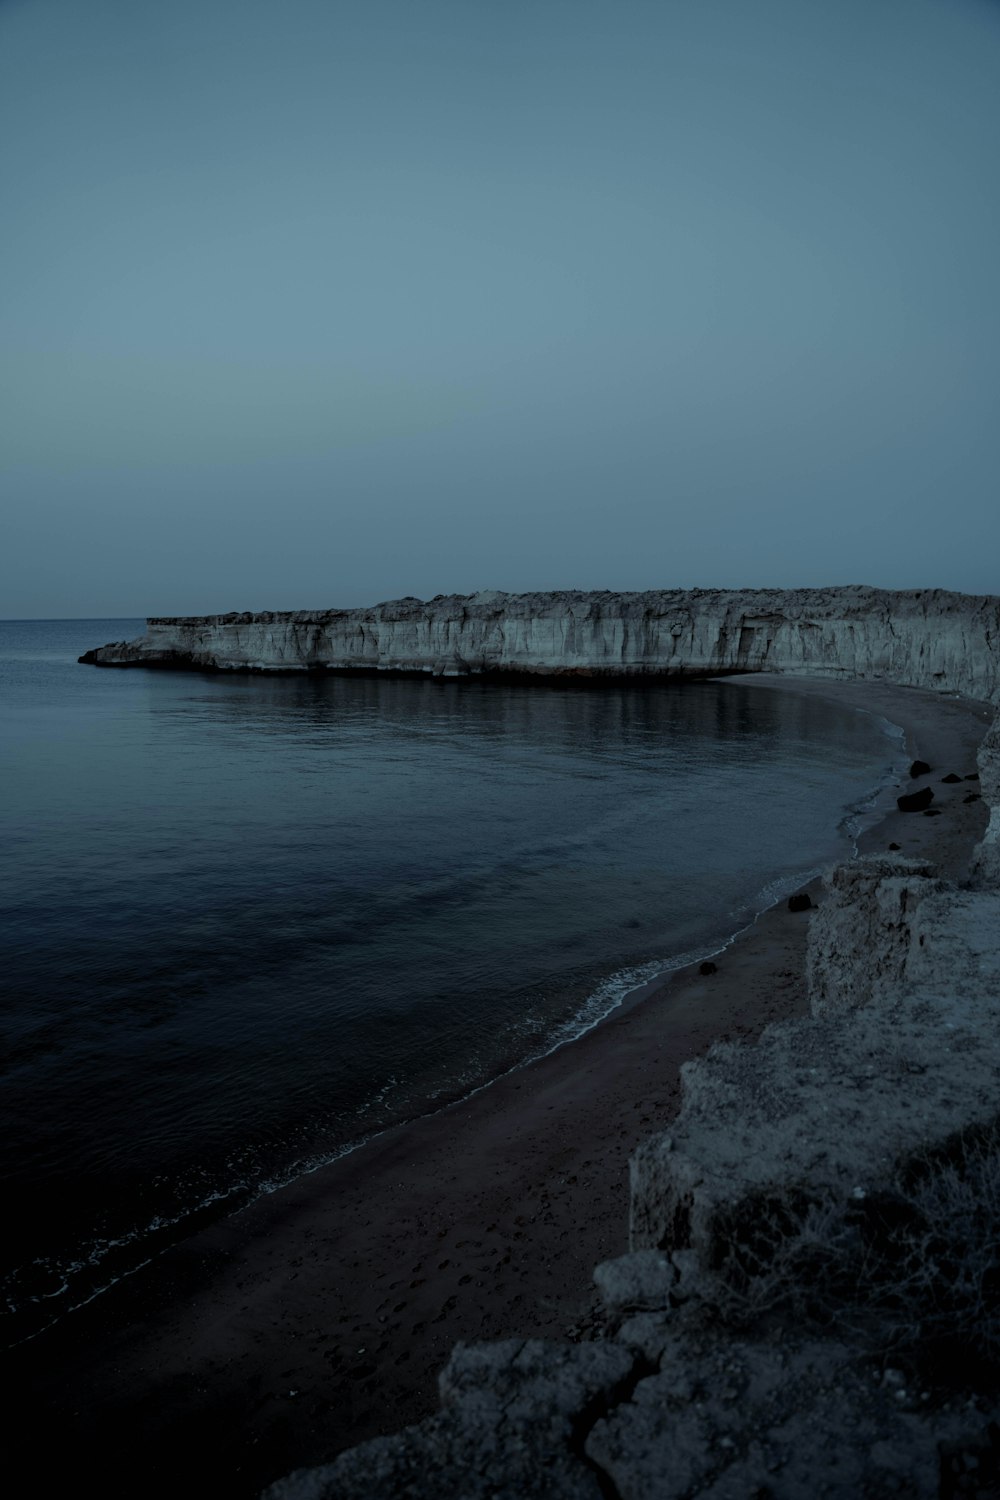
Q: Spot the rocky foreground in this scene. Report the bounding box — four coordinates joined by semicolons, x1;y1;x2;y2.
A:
81;587;1000;703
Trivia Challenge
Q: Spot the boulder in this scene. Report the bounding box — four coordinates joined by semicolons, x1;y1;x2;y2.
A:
593;1250;678;1315
909;759;932;778
787;892;813;912
897;787;934;812
699;961;717;976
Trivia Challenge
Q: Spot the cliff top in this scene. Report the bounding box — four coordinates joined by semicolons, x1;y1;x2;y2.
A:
147;584;998;629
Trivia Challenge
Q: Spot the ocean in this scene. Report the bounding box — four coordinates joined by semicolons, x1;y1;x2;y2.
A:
0;618;904;1343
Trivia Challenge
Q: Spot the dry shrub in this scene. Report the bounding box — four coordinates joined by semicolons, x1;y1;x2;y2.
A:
704;1123;1000;1384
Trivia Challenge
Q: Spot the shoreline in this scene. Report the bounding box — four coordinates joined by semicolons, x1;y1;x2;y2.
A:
3;677;903;1353
2;675;906;1353
5;676;993;1498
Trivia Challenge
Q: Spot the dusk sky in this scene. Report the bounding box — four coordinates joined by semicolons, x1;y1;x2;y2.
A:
2;0;999;618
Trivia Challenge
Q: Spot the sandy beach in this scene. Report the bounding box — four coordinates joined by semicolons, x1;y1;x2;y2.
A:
5;676;993;1499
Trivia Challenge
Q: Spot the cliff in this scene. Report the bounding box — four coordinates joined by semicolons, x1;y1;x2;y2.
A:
80;586;1000;702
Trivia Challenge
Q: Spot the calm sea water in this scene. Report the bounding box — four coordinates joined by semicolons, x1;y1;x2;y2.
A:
1;619;904;1341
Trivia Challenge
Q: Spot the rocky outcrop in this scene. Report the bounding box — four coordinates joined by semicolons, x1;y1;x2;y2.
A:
267;708;1000;1498
971;717;1000;887
265;1340;638;1500
629;859;1000;1261
268;1331;994;1499
80;587;1000;701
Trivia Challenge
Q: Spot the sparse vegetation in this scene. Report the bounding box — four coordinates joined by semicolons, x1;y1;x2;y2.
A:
703;1122;1000;1387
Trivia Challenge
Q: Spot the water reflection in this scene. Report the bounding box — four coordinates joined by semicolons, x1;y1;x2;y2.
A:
155;668;882;761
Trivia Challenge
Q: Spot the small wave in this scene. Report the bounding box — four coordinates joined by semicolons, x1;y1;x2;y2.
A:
2;1125;387;1348
2;1180;246;1344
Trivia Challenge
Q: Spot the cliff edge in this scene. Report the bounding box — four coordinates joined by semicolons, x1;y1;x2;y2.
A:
81;587;1000;702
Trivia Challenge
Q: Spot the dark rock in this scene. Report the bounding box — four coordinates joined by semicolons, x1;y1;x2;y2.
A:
888;842;901;851
897;787;934;812
909;759;932;778
593;1251;678;1314
788;893;813;912
586;1335;987;1500
699;961;717;976
924;809;942;817
263;1339;637;1500
966;773;980;781
941;773;963;784
964;793;982;803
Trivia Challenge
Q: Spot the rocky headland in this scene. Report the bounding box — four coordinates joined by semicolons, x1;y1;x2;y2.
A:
81;586;1000;703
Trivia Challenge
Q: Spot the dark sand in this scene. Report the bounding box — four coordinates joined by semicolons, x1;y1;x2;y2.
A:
5;677;993;1498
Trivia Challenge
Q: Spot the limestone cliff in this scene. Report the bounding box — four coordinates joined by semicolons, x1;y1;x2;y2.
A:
80;586;1000;703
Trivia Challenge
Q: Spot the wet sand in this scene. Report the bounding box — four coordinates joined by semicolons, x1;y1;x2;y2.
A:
5;677;993;1498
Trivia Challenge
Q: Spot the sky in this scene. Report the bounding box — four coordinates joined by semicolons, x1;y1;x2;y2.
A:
2;0;999;617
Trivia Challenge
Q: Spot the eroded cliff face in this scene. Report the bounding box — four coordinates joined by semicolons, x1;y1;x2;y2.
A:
971;718;1000;885
81;586;1000;702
